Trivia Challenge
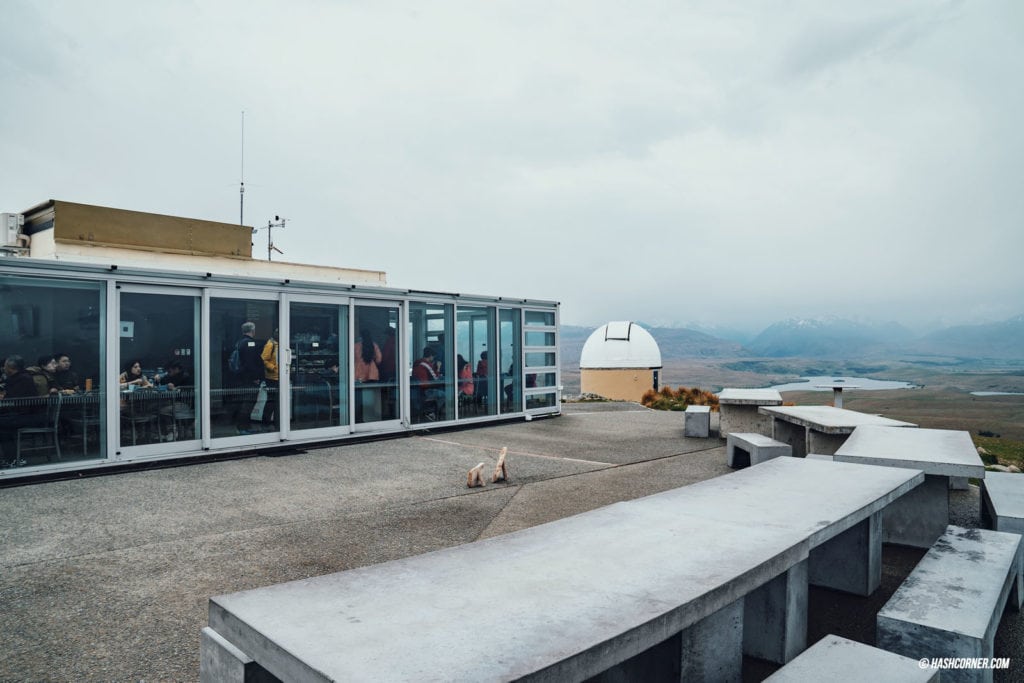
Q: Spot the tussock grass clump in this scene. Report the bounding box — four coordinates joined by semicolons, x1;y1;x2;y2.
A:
641;386;719;412
975;435;1024;470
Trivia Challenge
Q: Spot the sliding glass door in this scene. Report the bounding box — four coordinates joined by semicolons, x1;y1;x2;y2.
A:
117;286;201;456
289;298;350;434
209;293;280;443
353;301;402;430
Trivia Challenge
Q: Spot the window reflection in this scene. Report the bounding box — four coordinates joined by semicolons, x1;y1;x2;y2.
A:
499;309;521;413
0;277;106;467
354;304;400;424
457;306;496;416
408;302;454;423
290;302;348;429
209;299;279;437
118;292;201;447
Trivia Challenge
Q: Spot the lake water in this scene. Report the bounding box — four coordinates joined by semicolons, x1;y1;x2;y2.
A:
970;391;1024;396
769;376;916;392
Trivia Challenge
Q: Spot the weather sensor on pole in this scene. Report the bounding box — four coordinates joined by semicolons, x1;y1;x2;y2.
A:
254;215;286;261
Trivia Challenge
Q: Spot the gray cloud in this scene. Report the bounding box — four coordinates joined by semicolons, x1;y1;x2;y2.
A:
1;0;1021;333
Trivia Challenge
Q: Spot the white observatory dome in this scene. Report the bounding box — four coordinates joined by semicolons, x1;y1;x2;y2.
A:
579;321;662;369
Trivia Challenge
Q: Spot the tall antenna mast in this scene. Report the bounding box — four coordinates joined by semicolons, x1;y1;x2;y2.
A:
239;110;245;226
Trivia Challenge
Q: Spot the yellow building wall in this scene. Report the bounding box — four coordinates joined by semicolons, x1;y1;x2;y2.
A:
45;200;253;257
580;368;657;402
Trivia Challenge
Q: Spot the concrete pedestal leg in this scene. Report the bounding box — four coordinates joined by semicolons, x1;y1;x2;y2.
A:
200;627;278;683
743;560;807;664
806;430;848;456
809;512;882;596
679;598;744;682
882;474;950;548
1014;544;1023;611
772;420;807;458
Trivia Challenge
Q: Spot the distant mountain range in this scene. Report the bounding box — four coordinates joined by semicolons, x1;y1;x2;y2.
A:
561;314;1024;363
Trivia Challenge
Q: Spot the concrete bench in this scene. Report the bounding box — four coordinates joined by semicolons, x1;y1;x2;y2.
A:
202;458;922;682
727;432;792;469
877;525;1023;682
684;404;711;438
982;471;1024;534
763;634;938;682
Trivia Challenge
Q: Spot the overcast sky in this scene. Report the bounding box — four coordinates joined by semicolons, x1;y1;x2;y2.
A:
2;1;1021;332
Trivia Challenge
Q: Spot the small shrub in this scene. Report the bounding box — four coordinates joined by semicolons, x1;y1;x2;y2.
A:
641;385;720;412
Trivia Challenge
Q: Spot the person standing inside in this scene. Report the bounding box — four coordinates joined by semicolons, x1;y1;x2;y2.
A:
260;328;280;430
353;329;381;383
353;329;381;422
232;321;265;434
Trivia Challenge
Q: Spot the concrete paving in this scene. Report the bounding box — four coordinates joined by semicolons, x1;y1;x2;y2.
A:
0;402;1020;681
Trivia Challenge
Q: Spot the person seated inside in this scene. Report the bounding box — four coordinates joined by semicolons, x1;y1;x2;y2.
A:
457;355;474;397
0;355;40;402
54;353;81;393
412;347;445;417
475;350;489;406
0;355;45;465
27;355;60;396
119;360;153;389
153;361;191;390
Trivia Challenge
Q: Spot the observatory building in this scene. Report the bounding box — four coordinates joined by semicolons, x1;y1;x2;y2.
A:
579;321;661;402
0;200;560;481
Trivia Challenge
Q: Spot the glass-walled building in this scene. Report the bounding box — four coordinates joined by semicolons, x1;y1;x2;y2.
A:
0;256;560;481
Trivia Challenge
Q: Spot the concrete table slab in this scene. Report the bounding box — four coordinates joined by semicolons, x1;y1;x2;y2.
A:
659;457;922;597
204;458;922;682
759;405;917;458
718;388;783;437
982;471;1024;534
813;383;861;409
836;426;985;548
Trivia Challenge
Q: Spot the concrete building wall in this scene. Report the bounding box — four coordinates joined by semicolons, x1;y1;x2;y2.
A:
581;368;657;402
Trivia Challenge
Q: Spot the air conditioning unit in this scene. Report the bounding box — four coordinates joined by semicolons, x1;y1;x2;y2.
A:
2;213;25;247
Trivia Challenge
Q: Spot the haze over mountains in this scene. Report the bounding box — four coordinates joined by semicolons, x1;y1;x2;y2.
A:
561;314;1024;363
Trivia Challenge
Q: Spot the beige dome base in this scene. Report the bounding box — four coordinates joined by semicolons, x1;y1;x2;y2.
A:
580;368;658;402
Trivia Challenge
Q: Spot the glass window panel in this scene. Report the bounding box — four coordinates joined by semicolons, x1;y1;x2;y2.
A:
354;304;400;424
526;392;558;409
525;331;555;347
290;302;348;430
210;298;279;438
526;372;557;388
498;309;521;414
1;276;106;467
457;306;496;417
408;302;454;423
524;311;555;327
525;352;556;368
119;292;201;447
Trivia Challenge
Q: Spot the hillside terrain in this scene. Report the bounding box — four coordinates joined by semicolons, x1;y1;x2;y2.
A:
560;315;1024;444
564;314;1023;364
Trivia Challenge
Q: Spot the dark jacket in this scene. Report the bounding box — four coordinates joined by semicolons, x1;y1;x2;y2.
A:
3;370;42;415
235;335;265;384
55;369;80;391
26;367;58;397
